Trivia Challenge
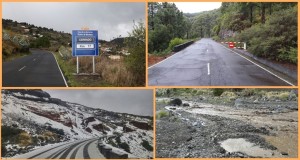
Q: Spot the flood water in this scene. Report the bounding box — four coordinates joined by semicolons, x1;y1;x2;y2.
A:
220;138;283;157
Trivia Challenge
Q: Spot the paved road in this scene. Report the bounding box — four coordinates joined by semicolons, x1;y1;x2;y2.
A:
148;38;292;86
3;49;67;87
14;138;105;159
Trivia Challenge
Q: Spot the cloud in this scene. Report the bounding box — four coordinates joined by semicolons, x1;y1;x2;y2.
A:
3;2;145;40
45;89;153;116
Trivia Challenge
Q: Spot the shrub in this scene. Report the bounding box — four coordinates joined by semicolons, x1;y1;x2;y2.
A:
141;140;153;151
168;38;185;50
213;89;224;96
156;110;169;119
169;98;182;106
18;132;32;147
278;92;289;101
240;89;256;97
119;142;130;153
221;91;237;100
237;6;297;64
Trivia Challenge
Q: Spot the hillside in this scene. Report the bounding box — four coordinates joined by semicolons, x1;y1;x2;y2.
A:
1;90;153;158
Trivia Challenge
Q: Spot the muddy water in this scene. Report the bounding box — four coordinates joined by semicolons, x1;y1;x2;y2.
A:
220;138;283;157
160;98;298;157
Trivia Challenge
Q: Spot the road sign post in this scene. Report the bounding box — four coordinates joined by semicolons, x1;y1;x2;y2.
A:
72;30;99;75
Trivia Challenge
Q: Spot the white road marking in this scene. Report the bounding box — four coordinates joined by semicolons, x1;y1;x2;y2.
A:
207;63;210;75
50;52;69;87
18;66;26;71
207;49;208;52
219;44;294;86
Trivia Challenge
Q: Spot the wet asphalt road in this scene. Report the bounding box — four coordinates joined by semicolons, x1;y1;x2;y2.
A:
148;38;292;86
3;49;67;87
14;138;105;159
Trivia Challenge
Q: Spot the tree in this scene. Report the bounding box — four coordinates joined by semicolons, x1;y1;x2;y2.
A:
125;21;145;86
148;2;188;52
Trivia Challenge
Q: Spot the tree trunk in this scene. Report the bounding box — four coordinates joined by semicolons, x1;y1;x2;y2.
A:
250;5;253;23
261;3;266;24
149;4;154;30
269;3;272;15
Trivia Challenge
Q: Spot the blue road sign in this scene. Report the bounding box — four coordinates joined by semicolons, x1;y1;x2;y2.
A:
72;30;99;56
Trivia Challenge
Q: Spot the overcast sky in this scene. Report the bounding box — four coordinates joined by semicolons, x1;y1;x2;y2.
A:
45;90;153;116
2;2;145;41
174;2;222;13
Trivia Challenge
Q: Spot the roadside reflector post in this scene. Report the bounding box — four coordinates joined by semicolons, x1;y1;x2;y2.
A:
244;43;247;50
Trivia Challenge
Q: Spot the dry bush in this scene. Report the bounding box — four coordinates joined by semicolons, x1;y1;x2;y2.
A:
70;55;136;86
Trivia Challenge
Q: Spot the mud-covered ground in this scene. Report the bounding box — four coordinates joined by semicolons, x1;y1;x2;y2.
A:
156;97;298;158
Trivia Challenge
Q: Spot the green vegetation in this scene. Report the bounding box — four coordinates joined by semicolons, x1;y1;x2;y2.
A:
54;22;145;87
168;38;185;50
212;2;297;64
148;2;191;54
156;110;169;119
115;135;131;153
30;36;50;48
213;89;224;96
2;30;30;61
156;88;297;103
149;2;297;64
125;22;146;86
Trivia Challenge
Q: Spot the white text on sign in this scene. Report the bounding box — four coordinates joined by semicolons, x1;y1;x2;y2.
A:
76;44;94;49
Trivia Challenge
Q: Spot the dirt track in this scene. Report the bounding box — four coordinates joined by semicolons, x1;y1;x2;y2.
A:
156;98;298;158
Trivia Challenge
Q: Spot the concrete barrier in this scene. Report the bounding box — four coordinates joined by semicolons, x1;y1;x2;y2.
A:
173;41;194;52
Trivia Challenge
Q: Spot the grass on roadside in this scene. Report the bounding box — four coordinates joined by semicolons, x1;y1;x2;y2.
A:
53;51;138;87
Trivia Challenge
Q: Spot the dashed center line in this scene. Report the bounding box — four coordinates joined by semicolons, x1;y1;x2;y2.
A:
18;66;26;71
207;63;210;75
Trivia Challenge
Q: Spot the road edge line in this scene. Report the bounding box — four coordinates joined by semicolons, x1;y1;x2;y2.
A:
219;44;295;86
51;52;69;87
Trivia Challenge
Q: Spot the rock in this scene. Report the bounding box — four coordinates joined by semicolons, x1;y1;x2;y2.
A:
183;103;190;107
192;122;198;126
281;152;288;156
169;98;182;106
289;90;297;101
188;145;193;149
189;128;196;133
219;148;226;154
185;153;191;158
234;98;244;108
186;136;192;141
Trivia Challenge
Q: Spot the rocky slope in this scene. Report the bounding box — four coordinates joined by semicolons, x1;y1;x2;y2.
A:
2;90;153;158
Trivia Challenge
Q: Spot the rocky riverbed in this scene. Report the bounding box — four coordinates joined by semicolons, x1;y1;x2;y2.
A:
156;97;298;158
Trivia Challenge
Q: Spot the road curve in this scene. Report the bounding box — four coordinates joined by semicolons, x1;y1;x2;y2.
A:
14;138;105;159
3;49;67;87
148;38;292;86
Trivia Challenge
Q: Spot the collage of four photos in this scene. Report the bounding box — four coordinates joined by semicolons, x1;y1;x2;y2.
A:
1;1;299;159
